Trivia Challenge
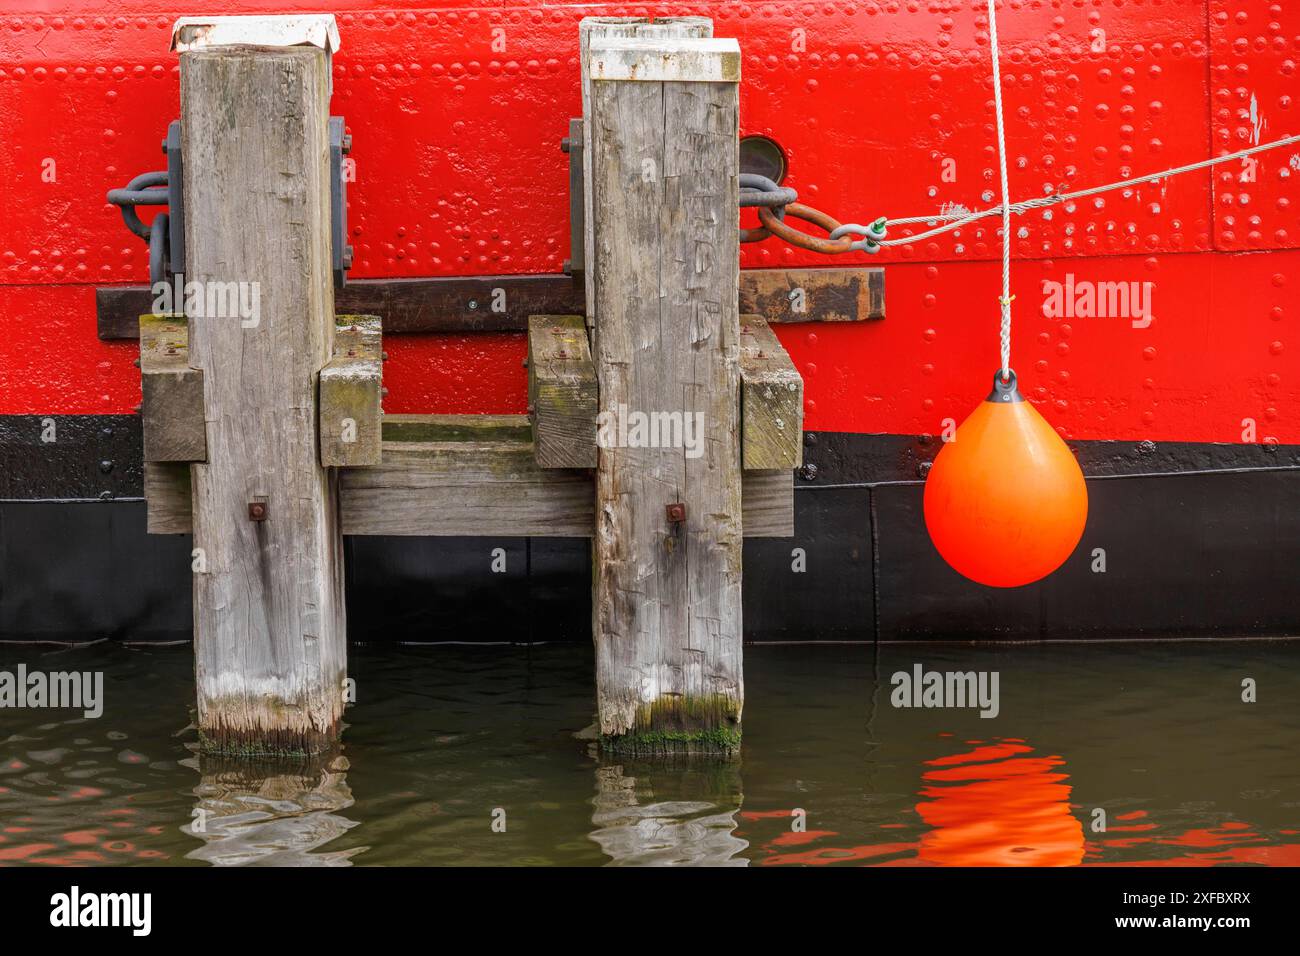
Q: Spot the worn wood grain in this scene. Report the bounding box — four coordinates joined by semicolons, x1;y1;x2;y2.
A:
740;267;885;322
738;469;793;538
527;314;597;468
97;268;885;338
182;43;345;756
579;16;711;334
144;461;193;534
139;313;207;463
740;314;804;470
340;438;594;537
587;32;745;752
319;314;383;467
144;413;791;537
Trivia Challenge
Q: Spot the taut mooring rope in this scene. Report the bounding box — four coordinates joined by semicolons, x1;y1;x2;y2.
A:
987;0;1013;380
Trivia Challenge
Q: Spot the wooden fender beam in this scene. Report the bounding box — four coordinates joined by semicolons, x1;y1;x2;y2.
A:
527;315;597;468
144;414;792;538
138;313;206;463
740;314;804;471
319;314;383;467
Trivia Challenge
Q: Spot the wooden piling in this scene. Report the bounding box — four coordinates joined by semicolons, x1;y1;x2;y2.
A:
181;41;345;756
585;31;744;755
578;16;713;330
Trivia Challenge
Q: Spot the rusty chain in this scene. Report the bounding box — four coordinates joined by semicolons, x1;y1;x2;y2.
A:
738;173;884;255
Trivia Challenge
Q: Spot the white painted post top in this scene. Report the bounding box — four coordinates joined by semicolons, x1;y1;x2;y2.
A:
588;37;741;83
171;15;341;54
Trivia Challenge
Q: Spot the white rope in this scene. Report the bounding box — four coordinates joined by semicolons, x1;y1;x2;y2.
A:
873;132;1300;245
987;0;1012;379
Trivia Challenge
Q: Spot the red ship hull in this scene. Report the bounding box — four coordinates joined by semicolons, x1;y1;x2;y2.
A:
1;1;1297;641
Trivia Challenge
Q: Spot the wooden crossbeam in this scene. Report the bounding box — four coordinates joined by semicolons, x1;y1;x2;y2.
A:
97;268;886;339
527;315;597;468
740;314;804;470
144;414;792;537
138;313;206;463
319;314;383;467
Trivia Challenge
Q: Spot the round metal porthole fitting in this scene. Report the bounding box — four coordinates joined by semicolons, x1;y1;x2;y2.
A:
739;135;787;185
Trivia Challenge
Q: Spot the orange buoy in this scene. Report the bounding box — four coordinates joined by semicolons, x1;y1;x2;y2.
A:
923;369;1088;588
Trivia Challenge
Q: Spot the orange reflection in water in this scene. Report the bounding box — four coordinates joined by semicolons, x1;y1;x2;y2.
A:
916;739;1085;866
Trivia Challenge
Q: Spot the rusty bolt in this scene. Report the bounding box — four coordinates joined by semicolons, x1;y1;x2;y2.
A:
916;461;932;479
798;463;818;481
248;502;268;522
666;502;687;524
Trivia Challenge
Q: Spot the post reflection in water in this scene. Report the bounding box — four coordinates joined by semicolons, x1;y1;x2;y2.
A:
589;759;748;866
183;750;364;866
916;739;1086;867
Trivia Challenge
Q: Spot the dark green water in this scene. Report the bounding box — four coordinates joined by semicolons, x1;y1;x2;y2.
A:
1;641;1297;866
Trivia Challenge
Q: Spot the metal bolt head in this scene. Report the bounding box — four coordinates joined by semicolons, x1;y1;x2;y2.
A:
798;463;818;481
917;461;932;479
560;137;572;154
248;502;268;521
666;502;687;524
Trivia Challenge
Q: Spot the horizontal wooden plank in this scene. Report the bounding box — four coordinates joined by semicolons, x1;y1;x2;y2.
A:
144;414;793;537
740;314;803;470
382;413;533;443
139;313;206;463
144;462;193;534
319;314;383;467
527;314;597;468
340;439;594;536
740;267;885;323
741;469;794;538
98;268;884;338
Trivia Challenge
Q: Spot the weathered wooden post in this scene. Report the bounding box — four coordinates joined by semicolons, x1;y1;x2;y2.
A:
577;16;713;329
178;18;346;755
584;25;744;754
